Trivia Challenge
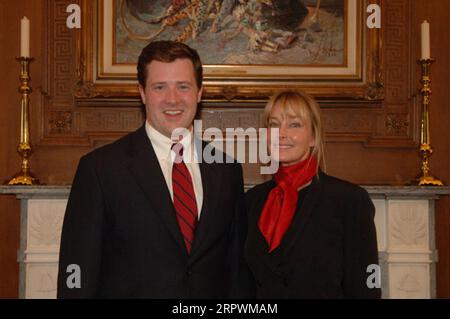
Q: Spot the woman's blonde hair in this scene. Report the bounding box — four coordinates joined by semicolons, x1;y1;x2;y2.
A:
263;90;326;171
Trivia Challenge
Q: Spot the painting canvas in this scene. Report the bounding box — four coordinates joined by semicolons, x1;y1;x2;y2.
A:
86;0;381;100
100;0;357;79
115;0;346;66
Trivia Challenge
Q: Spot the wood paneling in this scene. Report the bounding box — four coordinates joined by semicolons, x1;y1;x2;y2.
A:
0;0;18;299
414;0;450;298
0;196;20;298
0;0;43;298
40;0;417;150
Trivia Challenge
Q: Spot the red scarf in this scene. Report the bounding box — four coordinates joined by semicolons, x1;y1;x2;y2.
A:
258;156;318;253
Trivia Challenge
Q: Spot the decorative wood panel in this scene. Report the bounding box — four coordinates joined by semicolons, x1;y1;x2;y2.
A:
38;0;419;149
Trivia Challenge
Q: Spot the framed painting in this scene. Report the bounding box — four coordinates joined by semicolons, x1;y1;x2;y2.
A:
75;0;383;102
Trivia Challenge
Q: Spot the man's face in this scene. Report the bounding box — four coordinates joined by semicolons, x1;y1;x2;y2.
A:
139;58;202;138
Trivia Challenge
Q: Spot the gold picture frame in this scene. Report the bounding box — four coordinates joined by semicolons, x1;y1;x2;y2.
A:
75;0;383;102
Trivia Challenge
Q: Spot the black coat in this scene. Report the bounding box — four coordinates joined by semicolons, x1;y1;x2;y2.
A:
245;171;381;298
57;125;253;298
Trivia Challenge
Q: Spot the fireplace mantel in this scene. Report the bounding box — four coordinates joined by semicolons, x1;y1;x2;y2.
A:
2;185;450;299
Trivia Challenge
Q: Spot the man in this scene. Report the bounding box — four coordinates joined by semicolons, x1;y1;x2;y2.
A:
57;41;253;298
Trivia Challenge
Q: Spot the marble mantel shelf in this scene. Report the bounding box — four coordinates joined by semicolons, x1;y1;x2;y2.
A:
0;185;71;198
1;185;450;197
1;184;450;299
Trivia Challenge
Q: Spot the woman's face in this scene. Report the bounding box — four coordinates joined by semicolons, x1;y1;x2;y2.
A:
267;102;315;166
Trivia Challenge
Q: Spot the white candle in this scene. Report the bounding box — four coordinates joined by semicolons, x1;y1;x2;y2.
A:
421;20;430;60
20;16;30;57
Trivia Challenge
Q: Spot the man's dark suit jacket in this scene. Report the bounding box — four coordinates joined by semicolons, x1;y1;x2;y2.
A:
57;125;253;298
245;171;381;298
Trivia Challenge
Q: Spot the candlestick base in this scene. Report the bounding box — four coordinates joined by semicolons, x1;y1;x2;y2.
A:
418;175;444;187
6;171;40;186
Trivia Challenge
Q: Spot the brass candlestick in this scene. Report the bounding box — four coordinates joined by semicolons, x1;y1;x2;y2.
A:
6;57;40;185
415;58;443;186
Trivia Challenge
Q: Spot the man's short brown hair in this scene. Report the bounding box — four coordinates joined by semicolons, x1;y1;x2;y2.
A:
137;40;203;89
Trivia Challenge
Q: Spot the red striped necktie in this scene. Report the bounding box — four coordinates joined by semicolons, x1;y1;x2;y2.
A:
171;143;198;254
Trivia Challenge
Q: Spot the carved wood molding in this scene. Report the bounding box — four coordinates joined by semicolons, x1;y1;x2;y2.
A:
39;0;418;148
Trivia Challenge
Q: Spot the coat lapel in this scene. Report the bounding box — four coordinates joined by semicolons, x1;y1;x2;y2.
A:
279;172;323;256
249;181;275;255
188;142;223;262
126;126;188;256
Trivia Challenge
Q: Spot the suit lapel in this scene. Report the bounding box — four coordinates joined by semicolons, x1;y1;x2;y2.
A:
279;172;323;256
250;181;276;255
188;142;224;262
126;126;188;256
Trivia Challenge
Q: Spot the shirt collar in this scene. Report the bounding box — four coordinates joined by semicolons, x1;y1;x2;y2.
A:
145;121;196;163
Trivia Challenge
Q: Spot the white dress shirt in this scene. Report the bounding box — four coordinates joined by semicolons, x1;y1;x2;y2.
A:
145;121;203;217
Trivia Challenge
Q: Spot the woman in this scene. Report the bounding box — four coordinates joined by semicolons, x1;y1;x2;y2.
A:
245;90;381;298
